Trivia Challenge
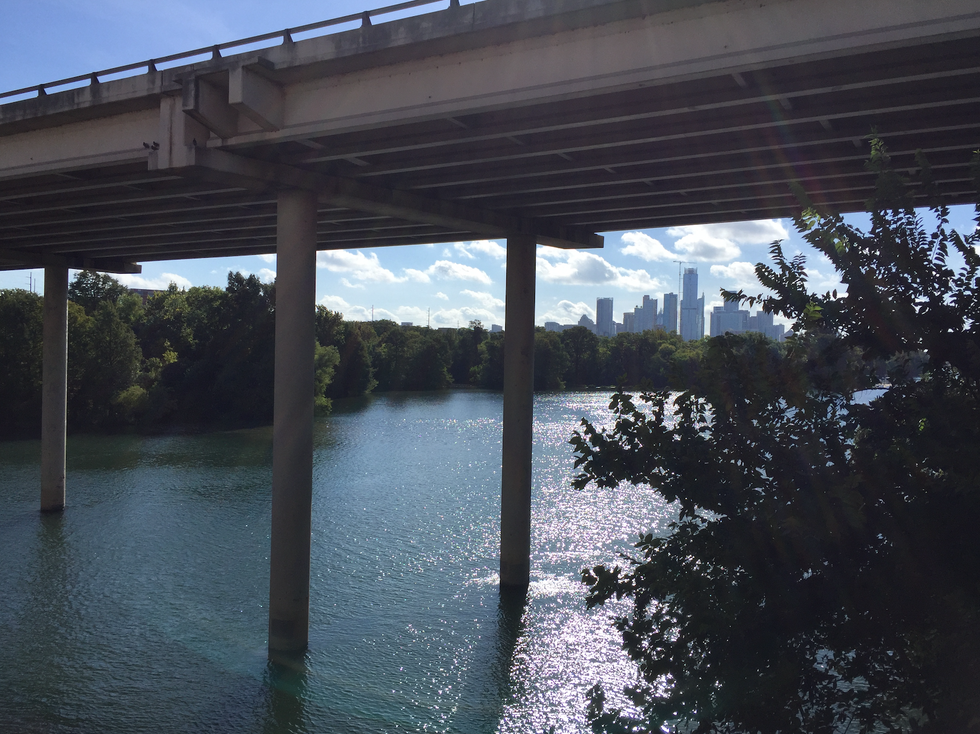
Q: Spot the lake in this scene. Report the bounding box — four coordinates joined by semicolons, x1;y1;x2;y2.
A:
0;390;675;733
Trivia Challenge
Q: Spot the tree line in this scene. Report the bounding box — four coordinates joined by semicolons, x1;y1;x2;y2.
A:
0;270;723;436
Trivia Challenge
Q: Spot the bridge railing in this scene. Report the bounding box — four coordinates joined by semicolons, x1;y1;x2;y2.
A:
0;0;464;106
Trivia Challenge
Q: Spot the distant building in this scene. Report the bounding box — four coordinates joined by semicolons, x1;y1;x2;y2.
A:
128;287;165;305
544;321;563;332
401;322;413;327
578;314;596;333
662;293;678;334
635;295;657;332
752;310;786;341
679;268;704;341
622;312;635;333
596;297;615;337
710;300;748;337
491;324;503;333
710;303;786;341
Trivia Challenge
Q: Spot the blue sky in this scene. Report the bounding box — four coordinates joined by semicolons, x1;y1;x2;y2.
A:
2;0;976;329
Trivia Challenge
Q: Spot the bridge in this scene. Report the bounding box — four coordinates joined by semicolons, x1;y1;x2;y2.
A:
2;0;978;652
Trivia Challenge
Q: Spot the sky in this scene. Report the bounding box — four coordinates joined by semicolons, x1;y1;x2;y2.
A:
1;0;976;330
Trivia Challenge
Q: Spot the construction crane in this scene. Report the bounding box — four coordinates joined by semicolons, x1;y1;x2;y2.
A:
673;260;687;298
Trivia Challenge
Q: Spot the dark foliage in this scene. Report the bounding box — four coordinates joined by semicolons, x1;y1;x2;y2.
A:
571;144;980;733
67;269;128;313
0;289;43;436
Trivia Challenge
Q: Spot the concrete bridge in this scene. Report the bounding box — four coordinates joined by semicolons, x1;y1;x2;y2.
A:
2;0;978;652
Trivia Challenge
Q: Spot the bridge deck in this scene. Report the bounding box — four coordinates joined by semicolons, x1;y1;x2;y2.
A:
1;0;979;272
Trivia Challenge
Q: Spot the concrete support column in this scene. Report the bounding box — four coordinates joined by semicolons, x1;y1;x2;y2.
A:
41;266;68;513
500;234;536;589
269;189;318;652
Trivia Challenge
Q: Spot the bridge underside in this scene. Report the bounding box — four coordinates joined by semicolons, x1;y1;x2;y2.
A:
1;0;979;272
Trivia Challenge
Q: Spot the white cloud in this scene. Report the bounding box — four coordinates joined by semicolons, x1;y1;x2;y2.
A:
430;260;492;283
538;299;594;325
115;272;192;290
710;262;759;290
665;220;789;262
434;292;449;300
319;295;351;311
461;289;504;310
340;277;365;289
257;254;276;264
671;220;788;245
316;250;405;283
806;268;845;293
257;268;276;284
342;305;378;321
427;307;500;328
536;246;570;260
315;295;499;328
454;239;507;260
402;261;493;285
669;230;742;261
536;249;662;291
403;268;430;283
620;231;677;262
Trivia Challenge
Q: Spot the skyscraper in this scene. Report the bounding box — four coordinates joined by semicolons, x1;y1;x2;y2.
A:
662;293;678;334
680;268;704;341
634;295;657;332
709;299;748;337
596;297;615;337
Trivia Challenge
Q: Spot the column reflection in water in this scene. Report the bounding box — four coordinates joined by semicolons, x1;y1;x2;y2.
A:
491;588;530;708
263;651;309;734
19;513;79;730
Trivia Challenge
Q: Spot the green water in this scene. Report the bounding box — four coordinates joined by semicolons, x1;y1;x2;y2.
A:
0;391;673;733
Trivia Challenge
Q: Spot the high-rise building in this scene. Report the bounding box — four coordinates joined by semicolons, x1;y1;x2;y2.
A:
754;310;786;341
680;268;704;341
634;295;657;332
662;293;678;334
710;305;786;341
596;297;615;337
709;300;748;337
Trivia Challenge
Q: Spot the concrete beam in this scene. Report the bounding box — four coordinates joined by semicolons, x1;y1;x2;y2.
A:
499;234;536;589
182;76;238;140
149;144;603;250
0;109;155;181
268;188;317;653
41;265;68;513
0;248;141;274
230;63;284;132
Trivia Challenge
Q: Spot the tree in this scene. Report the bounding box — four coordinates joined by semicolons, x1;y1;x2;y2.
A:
68;270;128;313
0;289;43;436
560;325;601;387
534;328;569;390
68;300;143;428
571;144;980;733
451;320;487;385
473;331;505;389
327;321;377;398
